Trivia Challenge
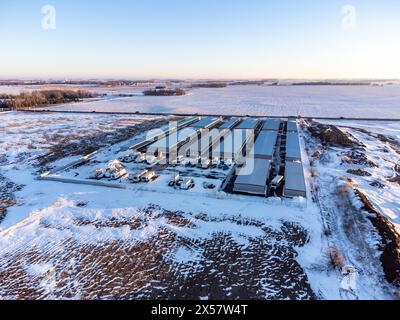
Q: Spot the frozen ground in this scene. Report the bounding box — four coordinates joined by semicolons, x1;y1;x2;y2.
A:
0;111;397;300
39;85;400;119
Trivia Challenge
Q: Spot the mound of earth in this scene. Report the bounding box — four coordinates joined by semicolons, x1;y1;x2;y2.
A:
306;121;362;148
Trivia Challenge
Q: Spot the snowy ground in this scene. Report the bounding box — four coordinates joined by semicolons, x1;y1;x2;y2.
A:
37;85;400;119
317;120;400;229
0;111;397;300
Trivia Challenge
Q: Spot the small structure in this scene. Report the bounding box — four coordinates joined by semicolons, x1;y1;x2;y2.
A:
233;159;271;195
106;160;127;180
129;169;149;183
197;158;211;169
168;172;181;186
90;168;106;180
283;161;306;198
180;178;195;190
286;132;302;162
261;119;281;131
141;170;156;182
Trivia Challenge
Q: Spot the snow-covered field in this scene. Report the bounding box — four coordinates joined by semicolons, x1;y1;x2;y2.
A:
39;85;400;119
0;111;398;300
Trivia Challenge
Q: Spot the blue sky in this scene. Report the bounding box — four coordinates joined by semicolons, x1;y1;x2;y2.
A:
0;0;399;79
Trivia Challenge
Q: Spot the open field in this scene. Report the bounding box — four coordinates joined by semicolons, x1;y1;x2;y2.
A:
0;111;399;300
32;85;400;119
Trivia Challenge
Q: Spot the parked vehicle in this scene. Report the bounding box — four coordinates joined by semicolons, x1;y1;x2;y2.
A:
128;169;148;183
270;175;284;194
180;178;195;190
134;153;146;163
168;172;181;186
141;170;156;182
89;168;106;180
146;151;164;165
118;153;137;163
106;160;127;180
202;182;216;189
197;158;211;169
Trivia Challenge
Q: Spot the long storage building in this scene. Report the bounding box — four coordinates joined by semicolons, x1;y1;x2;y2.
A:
286;132;302;162
248;131;278;160
190;117;222;129
212;130;247;160
234;119;259;130
261;119;281;131
146;127;198;156
218;118;241;130
287;120;298;133
283;161;307;198
233;158;271;195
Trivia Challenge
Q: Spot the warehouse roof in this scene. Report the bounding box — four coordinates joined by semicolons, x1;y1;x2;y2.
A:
287;120;298;132
218;118;240;130
249;131;278;159
286;132;302;161
148;127;197;150
262;119;281;131
212;131;246;159
284;161;306;193
191;117;220;129
235;119;259;130
235;158;271;187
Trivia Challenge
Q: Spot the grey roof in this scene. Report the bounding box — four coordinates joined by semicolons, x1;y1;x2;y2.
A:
262;119;281;131
212;130;246;159
284;161;306;193
287;120;298;132
286;132;302;161
249;131;278;159
234;158;271;187
218;118;240;130
235;119;259;130
148;128;197;151
191;117;220;129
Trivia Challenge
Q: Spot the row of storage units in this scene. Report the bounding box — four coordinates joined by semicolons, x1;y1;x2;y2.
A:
232;121;279;196
283;120;307;198
232;119;307;198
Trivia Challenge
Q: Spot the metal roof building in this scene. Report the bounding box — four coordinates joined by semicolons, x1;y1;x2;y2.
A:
218;118;241;130
286;132;302;162
234;119;259;130
248;131;278;160
261;119;281;131
287;120;298;133
211;130;246;160
190;117;222;129
234;159;271;195
183;128;222;158
283;161;307;198
147;127;198;155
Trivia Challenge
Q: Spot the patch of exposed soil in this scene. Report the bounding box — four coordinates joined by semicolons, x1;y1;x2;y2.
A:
36;118;170;169
341;150;378;168
347;169;372;177
355;189;400;286
0;174;23;223
306;121;363;148
0;206;316;300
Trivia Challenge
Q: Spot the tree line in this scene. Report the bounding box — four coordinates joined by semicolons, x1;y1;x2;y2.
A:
0;90;97;110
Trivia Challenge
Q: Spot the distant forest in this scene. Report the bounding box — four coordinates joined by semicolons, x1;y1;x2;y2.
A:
143;89;186;96
0;90;97;110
